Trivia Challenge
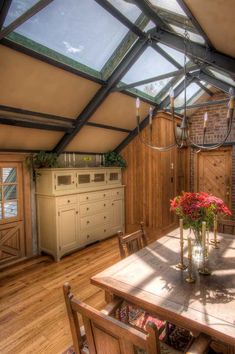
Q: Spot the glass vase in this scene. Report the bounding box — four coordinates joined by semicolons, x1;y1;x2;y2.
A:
191;229;204;269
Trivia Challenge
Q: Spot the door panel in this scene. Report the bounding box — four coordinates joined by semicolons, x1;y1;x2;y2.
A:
0;222;24;265
58;205;78;252
197;148;232;208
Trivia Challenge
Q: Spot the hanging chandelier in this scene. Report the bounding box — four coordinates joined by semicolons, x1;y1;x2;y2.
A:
135;28;235;152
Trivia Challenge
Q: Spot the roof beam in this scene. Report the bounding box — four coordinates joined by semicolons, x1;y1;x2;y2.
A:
53;37;149;154
94;0;145;38
0;115;70;132
165;98;228;111
0;0;12;30
132;0;168;29
190;70;234;93
85;122;131;133
196;82;213;96
0;0;54;40
151;29;235;76
176;0;214;48
113;64;198;91
115;75;194;153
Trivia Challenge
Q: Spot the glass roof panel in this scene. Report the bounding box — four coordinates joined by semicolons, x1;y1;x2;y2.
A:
12;0;131;71
122;47;177;84
144;20;155;32
174;83;201;107
107;0;141;22
209;68;235;87
157;43;188;66
136;78;172;97
170;25;205;45
148;0;186;16
4;0;39;26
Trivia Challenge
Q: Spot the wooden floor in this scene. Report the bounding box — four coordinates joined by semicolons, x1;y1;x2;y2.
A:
0;236;122;354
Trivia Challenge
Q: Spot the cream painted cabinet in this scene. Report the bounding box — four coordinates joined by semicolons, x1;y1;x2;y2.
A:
36;168;124;261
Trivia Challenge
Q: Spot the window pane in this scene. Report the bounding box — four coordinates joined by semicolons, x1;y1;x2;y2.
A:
170;25;205;45
4;185;17;201
136;78;172;97
148;0;187;16
144;20;155;32
4;201;18;219
157;43;188;66
13;0;131;71
4;0;39;26
174;83;201;107
2;168;17;183
209;68;235;87
122;47;176;84
107;0;141;22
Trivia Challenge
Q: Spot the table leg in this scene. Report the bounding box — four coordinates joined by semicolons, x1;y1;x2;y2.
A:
105;291;114;303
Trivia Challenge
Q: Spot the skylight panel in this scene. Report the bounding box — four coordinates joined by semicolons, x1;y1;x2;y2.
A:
157;43;188;66
11;0;131;72
144;20;155;32
148;0;187;16
174;83;201;107
170;25;205;45
136;78;172;97
4;0;39;26
122;47;177;84
107;0;141;22
209;68;235;87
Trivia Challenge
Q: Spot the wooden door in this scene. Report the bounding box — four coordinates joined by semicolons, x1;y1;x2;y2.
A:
0;163;25;266
58;205;78;253
196;148;232;208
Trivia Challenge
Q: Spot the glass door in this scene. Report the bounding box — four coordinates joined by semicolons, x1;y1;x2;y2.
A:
54;171;76;191
107;169;121;185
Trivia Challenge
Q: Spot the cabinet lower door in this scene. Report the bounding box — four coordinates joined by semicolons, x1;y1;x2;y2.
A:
58;205;78;254
111;199;124;234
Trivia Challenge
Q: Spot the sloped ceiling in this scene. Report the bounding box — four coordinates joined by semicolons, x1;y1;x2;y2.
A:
0;45;100;119
184;0;235;59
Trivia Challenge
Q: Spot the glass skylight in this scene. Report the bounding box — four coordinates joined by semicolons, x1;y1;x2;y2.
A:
157;43;188;66
11;0;132;71
107;0;141;23
174;83;201;107
136;78;172;97
148;0;186;16
122;47;176;84
4;0;39;26
170;25;205;45
209;68;235;87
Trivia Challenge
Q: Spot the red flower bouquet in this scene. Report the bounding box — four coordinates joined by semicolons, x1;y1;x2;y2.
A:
170;192;231;232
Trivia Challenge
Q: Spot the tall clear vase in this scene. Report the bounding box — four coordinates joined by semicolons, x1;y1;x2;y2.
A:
192;229;204;269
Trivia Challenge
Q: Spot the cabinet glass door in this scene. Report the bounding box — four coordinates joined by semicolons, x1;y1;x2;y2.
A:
107;169;121;184
92;172;106;186
77;173;91;188
55;172;75;191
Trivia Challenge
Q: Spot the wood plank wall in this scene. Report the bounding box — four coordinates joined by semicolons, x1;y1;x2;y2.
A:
121;112;189;236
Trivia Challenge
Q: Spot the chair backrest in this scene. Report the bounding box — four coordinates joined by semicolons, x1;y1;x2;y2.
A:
218;219;235;235
63;283;160;354
118;222;148;259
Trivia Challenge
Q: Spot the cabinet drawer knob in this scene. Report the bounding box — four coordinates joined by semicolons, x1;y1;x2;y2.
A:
103;194;106;197
87;221;90;224
87;207;89;211
112;203;114;206
104;229;106;232
117;192;119;195
104;216;106;219
87;235;90;239
76;211;78;214
68;200;70;203
104;203;106;207
86;196;89;200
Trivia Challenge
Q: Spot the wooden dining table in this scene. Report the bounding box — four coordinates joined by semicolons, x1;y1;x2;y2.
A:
91;228;235;351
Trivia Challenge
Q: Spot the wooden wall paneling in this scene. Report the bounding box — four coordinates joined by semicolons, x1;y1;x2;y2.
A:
121;112;189;236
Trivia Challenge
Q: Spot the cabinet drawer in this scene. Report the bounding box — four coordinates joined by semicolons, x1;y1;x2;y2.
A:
79;190;111;203
57;195;77;207
81;212;110;229
111;188;124;199
80;200;110;216
80;226;110;244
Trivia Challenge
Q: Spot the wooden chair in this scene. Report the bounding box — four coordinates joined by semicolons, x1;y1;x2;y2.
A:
118;222;148;259
218;219;235;235
63;283;211;354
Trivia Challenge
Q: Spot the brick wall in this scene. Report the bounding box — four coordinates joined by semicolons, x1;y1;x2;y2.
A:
189;92;235;217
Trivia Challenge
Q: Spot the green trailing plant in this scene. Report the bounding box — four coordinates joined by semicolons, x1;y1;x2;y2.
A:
103;151;127;168
26;151;59;179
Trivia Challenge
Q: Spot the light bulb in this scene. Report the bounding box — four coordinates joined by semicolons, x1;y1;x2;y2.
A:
204;112;208;122
136;97;140;109
169;87;174;98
